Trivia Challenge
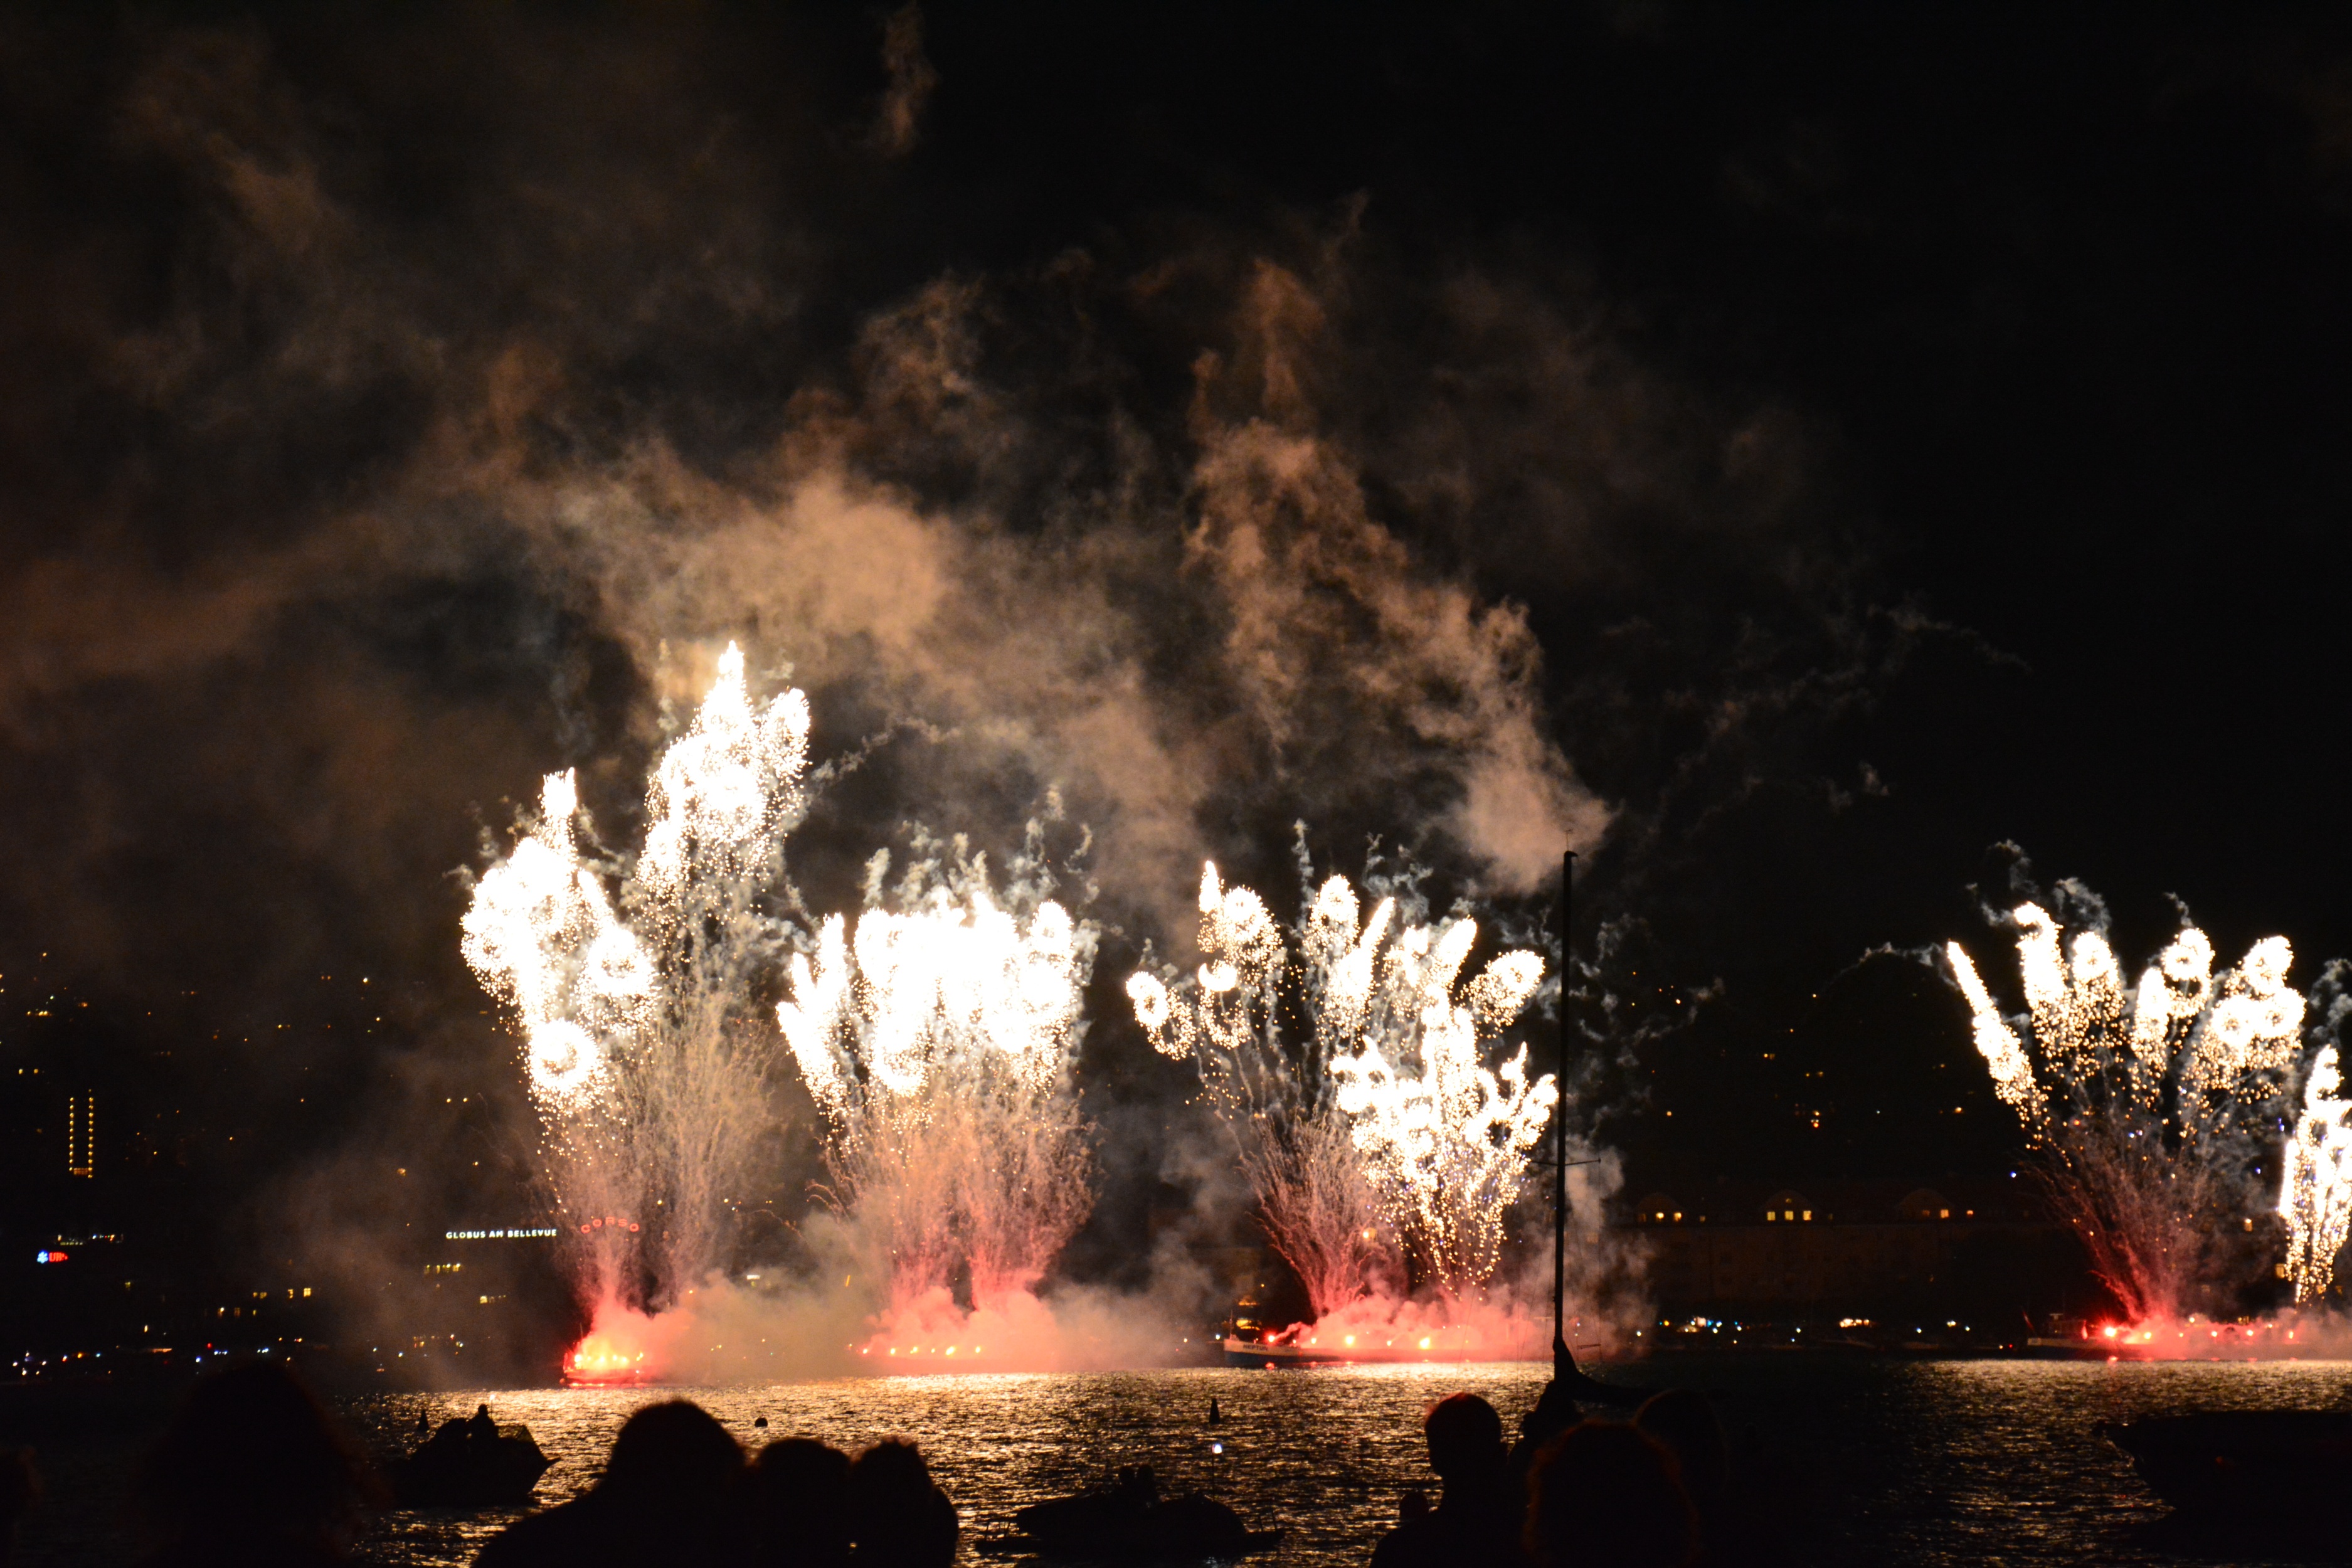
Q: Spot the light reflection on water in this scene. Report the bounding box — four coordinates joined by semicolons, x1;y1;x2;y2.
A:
325;1357;2352;1567
347;1364;1542;1568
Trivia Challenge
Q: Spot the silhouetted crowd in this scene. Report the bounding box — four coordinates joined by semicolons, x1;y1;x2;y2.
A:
0;1362;1787;1568
1373;1385;1795;1568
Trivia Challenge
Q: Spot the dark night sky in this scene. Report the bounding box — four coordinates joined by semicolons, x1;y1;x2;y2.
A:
4;2;2351;1281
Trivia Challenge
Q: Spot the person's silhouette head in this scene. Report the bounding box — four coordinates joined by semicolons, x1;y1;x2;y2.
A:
598;1401;743;1507
2;1447;38;1565
135;1362;378;1565
847;1439;956;1568
1423;1393;1505;1484
1526;1420;1697;1568
1633;1391;1729;1513
738;1438;851;1567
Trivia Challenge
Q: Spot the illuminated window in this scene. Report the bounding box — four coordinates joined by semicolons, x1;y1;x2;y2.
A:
66;1094;94;1178
1900;1189;1951;1223
1801;1210;1812;1222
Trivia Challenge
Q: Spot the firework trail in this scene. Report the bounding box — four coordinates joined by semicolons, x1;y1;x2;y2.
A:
1130;856;1554;1311
1946;895;2306;1320
2280;1045;2352;1302
462;644;808;1317
778;828;1096;1320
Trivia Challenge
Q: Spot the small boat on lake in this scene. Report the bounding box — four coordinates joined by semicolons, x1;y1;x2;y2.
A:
1217;1306;1532;1368
983;1465;1282;1560
393;1407;554;1507
2100;1410;2352;1520
1220;1332;1354;1369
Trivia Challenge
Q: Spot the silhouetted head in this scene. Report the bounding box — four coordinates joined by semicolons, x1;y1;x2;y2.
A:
1424;1392;1505;1483
135;1362;378;1564
847;1439;956;1568
599;1400;743;1507
1;1446;36;1532
1526;1420;1697;1568
738;1438;851;1567
1634;1391;1729;1511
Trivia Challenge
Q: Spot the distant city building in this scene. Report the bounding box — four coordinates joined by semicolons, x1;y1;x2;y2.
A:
1613;1177;2079;1317
65;1093;93;1177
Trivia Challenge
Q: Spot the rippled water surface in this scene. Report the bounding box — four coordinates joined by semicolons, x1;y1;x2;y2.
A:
346;1364;1540;1568
341;1358;2352;1568
18;1357;2352;1565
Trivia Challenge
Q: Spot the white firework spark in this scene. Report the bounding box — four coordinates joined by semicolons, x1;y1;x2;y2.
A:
1948;896;2307;1320
1131;859;1555;1307
1126;863;1390;1317
778;832;1096;1311
462;643;809;1309
1323;893;1554;1295
2280;1046;2352;1303
1945;941;2045;1126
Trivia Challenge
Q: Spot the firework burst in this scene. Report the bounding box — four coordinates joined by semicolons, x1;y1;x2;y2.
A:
1947;893;2306;1320
462;644;808;1316
1130;857;1554;1310
778;830;1096;1316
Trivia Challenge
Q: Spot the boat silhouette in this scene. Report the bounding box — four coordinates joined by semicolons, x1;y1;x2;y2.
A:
2101;1410;2352;1522
393;1407;554;1507
982;1465;1282;1560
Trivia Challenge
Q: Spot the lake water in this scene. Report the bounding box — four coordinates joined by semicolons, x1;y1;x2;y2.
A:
13;1357;2352;1565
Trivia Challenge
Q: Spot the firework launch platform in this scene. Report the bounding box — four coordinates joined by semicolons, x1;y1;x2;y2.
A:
1219;1334;1535;1368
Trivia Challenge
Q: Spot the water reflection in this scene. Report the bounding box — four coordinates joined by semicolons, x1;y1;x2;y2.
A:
348;1364;1545;1568
335;1358;2352;1568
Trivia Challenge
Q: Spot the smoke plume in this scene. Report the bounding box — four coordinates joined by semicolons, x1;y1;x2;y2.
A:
0;6;1890;1333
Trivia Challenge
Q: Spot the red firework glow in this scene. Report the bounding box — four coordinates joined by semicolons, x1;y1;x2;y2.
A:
2040;1310;2352;1361
555;1282;1179;1383
849;1286;1069;1372
564;1333;647;1385
1239;1294;1564;1364
561;1300;671;1384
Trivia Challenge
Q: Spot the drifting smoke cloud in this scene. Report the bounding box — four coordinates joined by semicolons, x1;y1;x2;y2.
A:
0;12;1877;972
431;271;1614;939
0;8;1894;1329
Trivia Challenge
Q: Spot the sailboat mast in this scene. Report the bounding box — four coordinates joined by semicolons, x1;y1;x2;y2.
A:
1553;848;1574;1373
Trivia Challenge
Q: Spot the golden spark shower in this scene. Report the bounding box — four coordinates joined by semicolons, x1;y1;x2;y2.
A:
1126;855;1560;1355
462;645;807;1360
463;645;1111;1378
778;835;1096;1358
1945;891;2348;1323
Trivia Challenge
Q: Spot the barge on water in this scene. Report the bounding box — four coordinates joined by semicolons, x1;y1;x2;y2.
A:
1217;1309;1534;1369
